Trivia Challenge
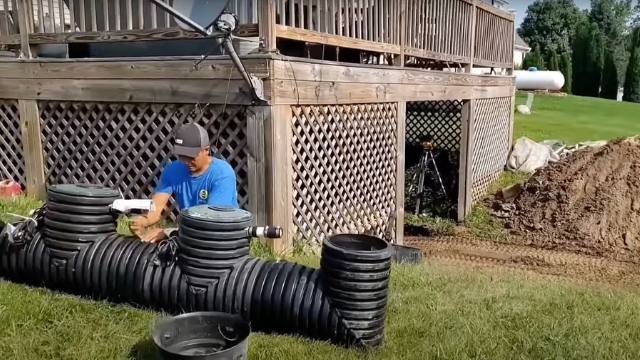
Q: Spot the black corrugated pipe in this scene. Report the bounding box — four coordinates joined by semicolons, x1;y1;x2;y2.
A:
0;184;393;349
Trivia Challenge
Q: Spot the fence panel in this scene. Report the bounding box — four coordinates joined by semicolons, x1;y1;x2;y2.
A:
0;99;24;185
290;103;398;245
473;6;514;67
39;101;249;218
469;96;512;204
406;100;462;150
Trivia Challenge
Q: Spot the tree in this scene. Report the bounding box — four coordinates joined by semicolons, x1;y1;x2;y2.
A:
560;52;572;94
623;27;640;103
572;21;604;97
523;45;545;70
632;2;640;27
600;49;619;99
518;0;585;56
589;0;633;86
585;23;605;97
572;21;590;95
547;49;560;71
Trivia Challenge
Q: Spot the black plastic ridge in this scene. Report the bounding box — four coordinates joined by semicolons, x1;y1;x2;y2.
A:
0;185;393;349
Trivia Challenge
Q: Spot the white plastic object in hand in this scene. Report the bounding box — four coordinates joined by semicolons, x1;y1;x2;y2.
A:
111;199;156;213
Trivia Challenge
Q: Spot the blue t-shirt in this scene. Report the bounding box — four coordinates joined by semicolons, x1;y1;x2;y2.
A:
154;158;239;211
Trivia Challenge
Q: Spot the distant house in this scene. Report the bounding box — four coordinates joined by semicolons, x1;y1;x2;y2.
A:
514;32;531;68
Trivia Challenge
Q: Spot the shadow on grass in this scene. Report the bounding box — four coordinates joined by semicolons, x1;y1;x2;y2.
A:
128;337;160;360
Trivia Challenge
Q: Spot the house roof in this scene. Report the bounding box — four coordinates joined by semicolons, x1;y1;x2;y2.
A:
515;33;531;50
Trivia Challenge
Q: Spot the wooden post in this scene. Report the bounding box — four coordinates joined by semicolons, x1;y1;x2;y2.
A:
17;0;46;200
264;105;294;254
16;0;32;59
508;87;516;146
507;14;515;76
457;100;471;223
247;106;268;226
393;0;406;67
394;101;406;244
465;3;477;73
461;99;476;219
258;0;277;53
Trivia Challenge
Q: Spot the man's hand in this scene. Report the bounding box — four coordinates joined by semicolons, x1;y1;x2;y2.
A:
129;193;172;243
130;216;149;233
138;228;169;243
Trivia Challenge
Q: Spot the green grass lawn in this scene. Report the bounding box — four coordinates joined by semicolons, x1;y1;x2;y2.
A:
3;252;640;360
3;197;640;359
514;92;640;144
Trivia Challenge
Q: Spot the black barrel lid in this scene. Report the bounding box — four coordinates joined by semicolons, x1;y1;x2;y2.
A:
181;205;252;224
47;184;121;198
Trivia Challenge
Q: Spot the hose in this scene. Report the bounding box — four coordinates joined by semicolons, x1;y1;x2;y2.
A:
0;184;393;349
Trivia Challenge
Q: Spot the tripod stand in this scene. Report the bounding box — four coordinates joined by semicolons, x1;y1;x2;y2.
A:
412;141;448;215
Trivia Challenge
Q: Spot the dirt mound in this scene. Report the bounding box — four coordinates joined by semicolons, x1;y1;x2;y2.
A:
497;138;640;262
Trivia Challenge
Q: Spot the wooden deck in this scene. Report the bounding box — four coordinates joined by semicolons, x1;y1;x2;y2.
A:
0;0;514;70
0;0;516;252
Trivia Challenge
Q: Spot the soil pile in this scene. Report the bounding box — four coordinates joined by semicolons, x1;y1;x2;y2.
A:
496;138;640;261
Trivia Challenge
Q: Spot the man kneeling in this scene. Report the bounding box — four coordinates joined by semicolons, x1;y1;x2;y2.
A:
130;123;239;242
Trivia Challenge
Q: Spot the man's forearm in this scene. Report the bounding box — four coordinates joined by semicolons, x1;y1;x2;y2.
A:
142;193;172;227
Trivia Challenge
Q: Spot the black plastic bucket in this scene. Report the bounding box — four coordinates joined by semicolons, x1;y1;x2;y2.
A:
153;312;251;360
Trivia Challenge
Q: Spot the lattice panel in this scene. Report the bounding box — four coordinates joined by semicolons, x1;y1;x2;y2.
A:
0;99;25;185
291;104;398;245
406;101;463;150
39;102;249;218
470;97;512;204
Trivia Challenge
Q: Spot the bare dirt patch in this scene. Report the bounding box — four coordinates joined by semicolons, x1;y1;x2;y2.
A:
490;138;640;263
406;236;640;288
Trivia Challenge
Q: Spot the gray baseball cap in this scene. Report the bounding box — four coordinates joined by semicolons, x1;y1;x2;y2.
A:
171;123;210;158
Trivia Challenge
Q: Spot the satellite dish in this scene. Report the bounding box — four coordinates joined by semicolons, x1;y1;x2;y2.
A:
172;0;232;32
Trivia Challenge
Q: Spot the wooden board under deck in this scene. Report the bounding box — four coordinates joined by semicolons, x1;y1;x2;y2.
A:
270;57;514;104
0;56;270;104
0;56;514;104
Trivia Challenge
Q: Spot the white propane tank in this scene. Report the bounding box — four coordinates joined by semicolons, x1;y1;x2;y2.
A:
514;70;565;91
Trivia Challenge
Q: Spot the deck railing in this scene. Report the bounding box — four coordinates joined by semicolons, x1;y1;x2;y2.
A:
0;0;513;69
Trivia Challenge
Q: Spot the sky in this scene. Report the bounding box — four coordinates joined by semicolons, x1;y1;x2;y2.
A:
509;0;592;27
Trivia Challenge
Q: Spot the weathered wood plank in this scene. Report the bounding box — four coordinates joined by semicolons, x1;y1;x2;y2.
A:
19;99;46;200
472;58;513;70
247;105;267;227
0;78;261;104
272;59;514;86
457;99;471;222
403;46;470;64
463;99;476;218
271;80;514;104
0;24;259;45
395;101;406;244
264;105;294;254
0;58;270;79
16;0;31;57
16;0;45;199
465;3;476;72
259;0;276;52
276;24;403;54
